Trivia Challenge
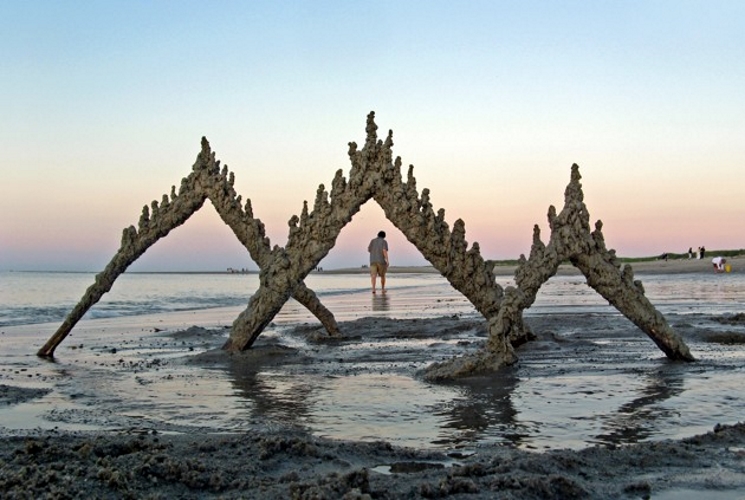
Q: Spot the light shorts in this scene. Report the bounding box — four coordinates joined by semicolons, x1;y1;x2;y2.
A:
370;262;387;277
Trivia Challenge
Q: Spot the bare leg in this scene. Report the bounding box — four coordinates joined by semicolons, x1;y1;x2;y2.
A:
371;273;377;293
381;274;386;292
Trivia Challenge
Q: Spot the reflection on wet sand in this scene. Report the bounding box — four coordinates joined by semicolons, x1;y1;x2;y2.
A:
593;365;686;445
372;293;390;312
228;367;315;425
431;370;524;448
218;343;317;427
204;308;745;450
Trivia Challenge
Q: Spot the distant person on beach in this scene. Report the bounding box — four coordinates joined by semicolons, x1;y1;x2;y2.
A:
701;246;706;259
368;231;389;294
688;247;693;259
712;256;727;273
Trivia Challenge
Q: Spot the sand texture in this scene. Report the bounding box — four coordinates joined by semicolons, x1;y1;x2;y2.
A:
3;303;745;498
1;422;744;499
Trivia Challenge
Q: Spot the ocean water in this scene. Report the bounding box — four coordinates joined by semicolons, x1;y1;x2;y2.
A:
5;272;745;327
1;270;745;450
0;271;478;328
0;271;260;328
4;270;744;328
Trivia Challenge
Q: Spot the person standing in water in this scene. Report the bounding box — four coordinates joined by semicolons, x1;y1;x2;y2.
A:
368;231;389;294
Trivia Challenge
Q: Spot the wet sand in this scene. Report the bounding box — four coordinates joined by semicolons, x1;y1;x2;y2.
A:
2;267;745;498
1;421;744;499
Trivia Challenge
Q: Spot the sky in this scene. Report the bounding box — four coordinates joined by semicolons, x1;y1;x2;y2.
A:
1;1;743;272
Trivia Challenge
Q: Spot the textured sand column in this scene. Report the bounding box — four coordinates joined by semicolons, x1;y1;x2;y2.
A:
38;138;338;358
423;164;694;381
40;112;693;381
515;166;693;361
220;112;510;351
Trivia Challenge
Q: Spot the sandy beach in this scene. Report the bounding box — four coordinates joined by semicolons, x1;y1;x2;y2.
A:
2;265;745;499
1;419;744;499
5;0;744;497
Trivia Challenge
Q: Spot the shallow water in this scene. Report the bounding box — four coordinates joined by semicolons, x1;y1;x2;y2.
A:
1;270;744;451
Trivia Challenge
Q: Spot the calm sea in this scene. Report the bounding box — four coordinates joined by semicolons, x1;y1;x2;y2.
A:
0;271;473;328
3;270;745;328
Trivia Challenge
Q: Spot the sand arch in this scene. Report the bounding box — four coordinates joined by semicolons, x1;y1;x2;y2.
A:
36;137;340;358
423;164;694;380
38;112;693;380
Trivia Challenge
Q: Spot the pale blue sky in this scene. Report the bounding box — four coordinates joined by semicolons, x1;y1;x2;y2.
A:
2;1;743;271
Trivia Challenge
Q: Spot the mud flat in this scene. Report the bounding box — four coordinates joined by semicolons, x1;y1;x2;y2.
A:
2;310;745;498
0;421;744;499
3;268;745;498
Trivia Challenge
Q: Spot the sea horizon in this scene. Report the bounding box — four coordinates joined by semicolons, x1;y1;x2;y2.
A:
3;247;743;275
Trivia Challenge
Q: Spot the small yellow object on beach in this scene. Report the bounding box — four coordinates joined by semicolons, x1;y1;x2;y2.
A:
725;263;732;273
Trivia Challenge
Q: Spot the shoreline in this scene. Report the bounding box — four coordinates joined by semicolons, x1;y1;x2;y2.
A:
323;255;741;276
3;255;740;277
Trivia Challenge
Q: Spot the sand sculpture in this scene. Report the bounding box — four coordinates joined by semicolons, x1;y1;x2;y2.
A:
423;164;695;380
37;112;694;380
37;139;341;358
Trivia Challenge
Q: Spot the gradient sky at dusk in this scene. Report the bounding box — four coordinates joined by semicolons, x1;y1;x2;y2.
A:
2;1;743;272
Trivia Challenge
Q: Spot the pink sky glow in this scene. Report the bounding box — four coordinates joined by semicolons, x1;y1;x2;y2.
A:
1;3;743;272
